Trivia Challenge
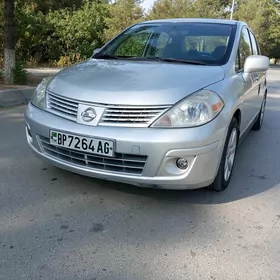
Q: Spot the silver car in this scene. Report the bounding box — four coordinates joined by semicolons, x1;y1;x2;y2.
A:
25;18;270;191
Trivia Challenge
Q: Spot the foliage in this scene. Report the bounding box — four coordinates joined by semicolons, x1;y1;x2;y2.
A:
0;1;3;61
192;0;232;18
104;0;144;41
22;0;84;14
146;0;232;20
15;0;110;66
12;60;27;84
15;2;52;63
234;0;280;56
1;0;280;68
270;44;280;62
46;0;110;66
146;0;194;19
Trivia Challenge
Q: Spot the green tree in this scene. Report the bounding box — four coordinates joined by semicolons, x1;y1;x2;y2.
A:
270;44;280;63
192;0;232;18
0;2;4;65
14;0;109;66
15;1;52;63
21;0;84;14
3;0;16;84
48;0;109;65
1;0;279;69
104;0;144;41
146;0;194;20
235;0;280;56
146;0;232;20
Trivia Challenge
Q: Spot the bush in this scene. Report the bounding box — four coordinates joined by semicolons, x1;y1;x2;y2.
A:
15;0;109;66
13;61;28;85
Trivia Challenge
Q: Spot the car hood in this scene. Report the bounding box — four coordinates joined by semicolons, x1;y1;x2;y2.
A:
47;59;225;105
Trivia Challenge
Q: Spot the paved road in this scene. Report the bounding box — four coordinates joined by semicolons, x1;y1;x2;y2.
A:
1;68;280;280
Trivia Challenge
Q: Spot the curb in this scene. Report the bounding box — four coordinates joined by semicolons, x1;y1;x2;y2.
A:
0;87;35;108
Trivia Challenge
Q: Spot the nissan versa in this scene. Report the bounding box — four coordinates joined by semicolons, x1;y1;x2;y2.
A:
25;18;270;191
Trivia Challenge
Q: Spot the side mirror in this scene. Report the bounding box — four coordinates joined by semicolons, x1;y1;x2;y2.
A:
244;55;270;73
92;48;101;56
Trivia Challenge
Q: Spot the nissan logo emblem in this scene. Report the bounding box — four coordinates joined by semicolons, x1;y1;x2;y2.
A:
81;108;97;122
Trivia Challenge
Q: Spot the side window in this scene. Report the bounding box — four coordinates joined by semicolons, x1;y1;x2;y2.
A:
236;28;252;71
249;31;259;55
235;48;241;72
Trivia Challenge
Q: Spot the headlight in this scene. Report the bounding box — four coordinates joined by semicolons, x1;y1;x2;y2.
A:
151;89;224;128
31;76;52;109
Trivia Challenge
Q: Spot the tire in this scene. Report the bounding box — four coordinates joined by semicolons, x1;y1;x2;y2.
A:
252;92;267;131
209;117;239;192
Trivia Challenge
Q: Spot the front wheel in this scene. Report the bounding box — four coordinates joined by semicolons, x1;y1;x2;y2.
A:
209;117;239;192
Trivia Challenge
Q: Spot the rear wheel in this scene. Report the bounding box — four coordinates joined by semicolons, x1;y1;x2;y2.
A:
209;117;239;192
252;92;267;131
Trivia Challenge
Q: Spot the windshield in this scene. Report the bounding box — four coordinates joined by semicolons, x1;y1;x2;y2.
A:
95;22;237;66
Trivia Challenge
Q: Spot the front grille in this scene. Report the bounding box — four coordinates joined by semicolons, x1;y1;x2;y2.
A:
47;91;79;121
39;136;147;175
100;105;170;127
46;91;170;127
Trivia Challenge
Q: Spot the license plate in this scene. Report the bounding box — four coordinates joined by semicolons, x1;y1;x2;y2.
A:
49;130;114;157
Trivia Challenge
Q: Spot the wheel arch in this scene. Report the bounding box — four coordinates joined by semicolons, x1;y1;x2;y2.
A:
232;109;241;129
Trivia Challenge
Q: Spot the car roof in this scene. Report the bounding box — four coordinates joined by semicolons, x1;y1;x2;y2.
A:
141;18;245;26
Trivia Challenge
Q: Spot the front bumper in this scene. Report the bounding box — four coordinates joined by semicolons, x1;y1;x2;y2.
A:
25;103;227;190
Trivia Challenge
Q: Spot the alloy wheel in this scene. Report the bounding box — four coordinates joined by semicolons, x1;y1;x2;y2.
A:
224;128;238;182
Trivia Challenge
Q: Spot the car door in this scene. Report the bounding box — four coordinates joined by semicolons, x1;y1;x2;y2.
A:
235;27;259;134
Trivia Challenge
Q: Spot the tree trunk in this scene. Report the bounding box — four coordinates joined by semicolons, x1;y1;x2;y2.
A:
3;0;16;84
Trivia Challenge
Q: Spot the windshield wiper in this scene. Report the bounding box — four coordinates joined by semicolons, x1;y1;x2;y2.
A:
94;54;207;65
147;57;207;65
94;54;121;59
94;54;142;60
94;55;149;60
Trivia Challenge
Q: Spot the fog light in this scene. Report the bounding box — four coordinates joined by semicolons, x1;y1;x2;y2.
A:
25;126;33;143
176;158;188;170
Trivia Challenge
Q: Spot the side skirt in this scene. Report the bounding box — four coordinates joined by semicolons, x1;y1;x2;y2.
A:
238;115;258;147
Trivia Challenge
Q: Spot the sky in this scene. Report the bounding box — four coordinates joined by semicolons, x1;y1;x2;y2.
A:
141;0;155;11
